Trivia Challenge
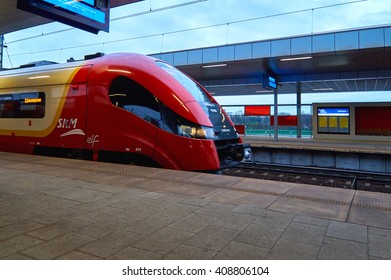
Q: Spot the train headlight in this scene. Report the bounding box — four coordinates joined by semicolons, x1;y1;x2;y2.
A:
201;126;215;139
179;124;215;139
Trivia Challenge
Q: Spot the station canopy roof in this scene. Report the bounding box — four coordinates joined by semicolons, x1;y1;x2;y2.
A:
0;0;143;35
153;25;391;95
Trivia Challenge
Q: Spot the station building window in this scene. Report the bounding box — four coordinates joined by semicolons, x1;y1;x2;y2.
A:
0;92;45;118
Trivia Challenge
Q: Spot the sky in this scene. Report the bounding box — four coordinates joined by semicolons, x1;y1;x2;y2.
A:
2;0;391;106
4;0;391;67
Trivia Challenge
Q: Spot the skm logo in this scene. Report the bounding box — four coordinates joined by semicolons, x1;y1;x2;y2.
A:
57;118;78;129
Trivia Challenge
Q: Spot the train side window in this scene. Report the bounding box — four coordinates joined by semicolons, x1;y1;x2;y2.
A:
109;76;162;126
0;92;45;119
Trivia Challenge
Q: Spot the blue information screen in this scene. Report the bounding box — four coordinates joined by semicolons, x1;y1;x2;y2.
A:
42;0;105;23
317;107;350;116
82;0;95;5
263;74;277;90
17;0;110;34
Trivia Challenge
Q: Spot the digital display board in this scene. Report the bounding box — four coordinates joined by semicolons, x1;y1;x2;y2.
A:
317;107;350;134
17;0;110;34
317;107;349;116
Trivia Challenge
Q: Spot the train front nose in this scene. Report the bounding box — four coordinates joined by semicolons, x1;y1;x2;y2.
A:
228;142;251;161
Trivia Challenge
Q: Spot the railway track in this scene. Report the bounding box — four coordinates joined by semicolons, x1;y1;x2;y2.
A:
222;161;391;193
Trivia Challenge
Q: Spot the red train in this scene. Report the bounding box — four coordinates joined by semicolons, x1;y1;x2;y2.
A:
0;53;250;171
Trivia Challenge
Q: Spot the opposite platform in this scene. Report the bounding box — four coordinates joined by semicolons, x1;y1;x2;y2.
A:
1;152;391;260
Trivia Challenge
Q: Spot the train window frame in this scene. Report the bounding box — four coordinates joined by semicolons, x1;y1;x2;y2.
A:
0;92;46;119
108;76;162;127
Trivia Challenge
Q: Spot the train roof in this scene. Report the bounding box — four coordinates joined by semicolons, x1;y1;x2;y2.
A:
0;52;110;75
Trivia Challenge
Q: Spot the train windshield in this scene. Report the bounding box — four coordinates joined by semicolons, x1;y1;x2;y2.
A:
156;61;211;103
157;61;238;140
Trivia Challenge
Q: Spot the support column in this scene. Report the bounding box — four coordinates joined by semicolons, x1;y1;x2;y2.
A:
0;35;4;70
273;87;278;142
297;81;302;138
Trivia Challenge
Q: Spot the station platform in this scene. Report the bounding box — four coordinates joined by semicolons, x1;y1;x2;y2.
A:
1;152;391;260
243;136;391;155
243;136;391;173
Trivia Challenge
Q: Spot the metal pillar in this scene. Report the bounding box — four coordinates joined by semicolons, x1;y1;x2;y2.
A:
0;35;4;70
297;81;302;138
273;87;278;142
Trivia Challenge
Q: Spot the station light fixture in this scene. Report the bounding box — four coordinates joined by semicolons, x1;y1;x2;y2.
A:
202;63;227;68
255;90;273;93
313;87;334;91
280;56;313;62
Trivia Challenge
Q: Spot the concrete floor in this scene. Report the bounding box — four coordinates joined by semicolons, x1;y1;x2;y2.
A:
1;152;391;260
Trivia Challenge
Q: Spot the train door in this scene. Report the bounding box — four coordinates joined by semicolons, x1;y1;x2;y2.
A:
86;75;159;164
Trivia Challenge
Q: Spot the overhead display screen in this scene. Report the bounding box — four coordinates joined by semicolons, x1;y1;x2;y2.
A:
17;0;110;34
263;74;277;90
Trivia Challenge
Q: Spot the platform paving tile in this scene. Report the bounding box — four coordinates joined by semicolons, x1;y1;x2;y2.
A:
212;211;258;231
44;186;113;203
185;225;241;252
20;232;96;259
140;194;188;208
195;202;237;217
30;208;88;225
347;205;391;229
181;197;211;207
234;223;284;249
353;190;391;208
279;222;327;246
368;227;391;259
232;205;266;216
3;252;35;260
0;234;44;258
158;183;222;198
158;203;201;219
292;214;330;227
74;204;156;223
168;213;218;233
78;230;146;259
128;178;175;192
162;244;218;260
253;210;295;229
214;241;269;260
318;237;367;260
265;239;320;260
207;189;278;208
72;196;125;211
132;227;195;255
109;246;162;260
26;219;90;241
0;219;45;242
269;196;351;221
233;193;280;208
56;250;103;260
231;178;295;194
326;221;367;243
75;218;132;239
123;214;178;235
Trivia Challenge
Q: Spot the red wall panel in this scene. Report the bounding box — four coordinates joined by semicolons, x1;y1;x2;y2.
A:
244;105;270;116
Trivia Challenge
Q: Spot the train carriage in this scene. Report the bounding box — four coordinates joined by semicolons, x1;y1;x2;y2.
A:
0;52;250;171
